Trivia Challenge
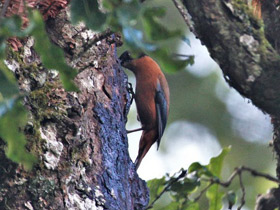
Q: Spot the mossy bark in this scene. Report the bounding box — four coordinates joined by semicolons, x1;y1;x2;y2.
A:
0;9;149;210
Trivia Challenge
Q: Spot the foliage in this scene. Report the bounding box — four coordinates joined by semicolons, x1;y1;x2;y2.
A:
206;146;231;210
0;9;78;168
70;0;194;73
29;11;78;91
0;11;78;91
147;147;231;210
0;56;35;169
0;97;36;170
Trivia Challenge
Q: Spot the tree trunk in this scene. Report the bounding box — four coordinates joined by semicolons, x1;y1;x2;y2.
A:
182;0;280;209
0;9;149;210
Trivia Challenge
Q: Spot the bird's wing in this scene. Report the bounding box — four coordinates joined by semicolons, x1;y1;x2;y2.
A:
155;80;168;149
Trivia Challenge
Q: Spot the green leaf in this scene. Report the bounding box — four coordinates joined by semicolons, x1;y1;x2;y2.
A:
169;177;200;204
0;98;15;116
188;162;204;173
0;98;36;169
0;15;37;57
206;146;231;210
0;15;22;55
147;176;166;203
123;27;156;51
207;146;231;176
151;49;194;73
162;200;199;210
188;162;213;177
183;177;200;193
142;7;181;41
116;3;140;26
184;201;200;210
0;42;6;58
161;201;180;210
29;10;78;91
170;177;199;194
182;36;191;47
0;63;18;98
71;0;107;31
0;15;22;39
225;191;236;209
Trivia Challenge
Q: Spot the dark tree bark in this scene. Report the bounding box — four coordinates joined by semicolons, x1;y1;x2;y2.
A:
182;0;280;209
0;9;149;210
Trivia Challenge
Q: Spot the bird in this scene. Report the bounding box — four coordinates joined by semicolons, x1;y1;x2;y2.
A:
119;51;170;170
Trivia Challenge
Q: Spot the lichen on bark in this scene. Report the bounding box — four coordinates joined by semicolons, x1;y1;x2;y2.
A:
0;8;149;210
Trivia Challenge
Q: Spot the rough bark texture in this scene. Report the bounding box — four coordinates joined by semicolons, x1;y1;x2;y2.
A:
0;9;149;210
183;0;280;117
182;0;280;209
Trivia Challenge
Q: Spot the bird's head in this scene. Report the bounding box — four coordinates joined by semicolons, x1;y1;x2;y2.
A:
119;51;133;69
119;51;147;70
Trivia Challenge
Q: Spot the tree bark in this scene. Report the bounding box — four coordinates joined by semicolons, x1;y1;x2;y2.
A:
0;9;149;210
182;0;280;209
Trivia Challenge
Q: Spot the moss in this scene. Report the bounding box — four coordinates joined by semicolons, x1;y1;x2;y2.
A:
230;0;262;29
231;0;274;60
29;81;67;121
7;46;23;64
28;175;57;201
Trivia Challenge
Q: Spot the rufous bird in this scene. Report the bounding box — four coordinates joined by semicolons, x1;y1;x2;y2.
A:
119;51;170;170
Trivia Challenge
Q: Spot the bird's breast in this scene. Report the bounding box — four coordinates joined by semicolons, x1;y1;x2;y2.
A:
135;80;157;130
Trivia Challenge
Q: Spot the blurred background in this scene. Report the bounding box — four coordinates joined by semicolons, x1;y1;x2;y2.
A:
120;0;276;209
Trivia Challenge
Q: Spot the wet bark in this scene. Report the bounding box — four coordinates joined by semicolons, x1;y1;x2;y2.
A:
0;9;149;210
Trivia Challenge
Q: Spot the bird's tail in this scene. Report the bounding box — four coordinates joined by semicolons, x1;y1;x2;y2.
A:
134;130;156;170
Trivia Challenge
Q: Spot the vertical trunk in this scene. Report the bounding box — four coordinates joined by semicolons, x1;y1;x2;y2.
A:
0;9;149;210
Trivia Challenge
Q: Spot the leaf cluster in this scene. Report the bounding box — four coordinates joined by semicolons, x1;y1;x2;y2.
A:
147;147;235;210
0;9;78;168
70;0;194;72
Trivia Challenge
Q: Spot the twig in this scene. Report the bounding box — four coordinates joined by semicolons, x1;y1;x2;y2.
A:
240;166;279;183
0;0;11;20
172;0;195;33
215;166;279;188
193;181;214;202
237;172;245;210
172;53;194;58
218;168;239;187
145;165;278;209
145;169;187;210
201;166;279;208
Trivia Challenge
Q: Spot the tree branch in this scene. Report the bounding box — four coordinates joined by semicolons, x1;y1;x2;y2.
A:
237;172;245;210
74;28;114;60
146;165;278;209
172;0;195;33
204;166;279;208
182;0;280;116
145;169;188;210
193;181;214;202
